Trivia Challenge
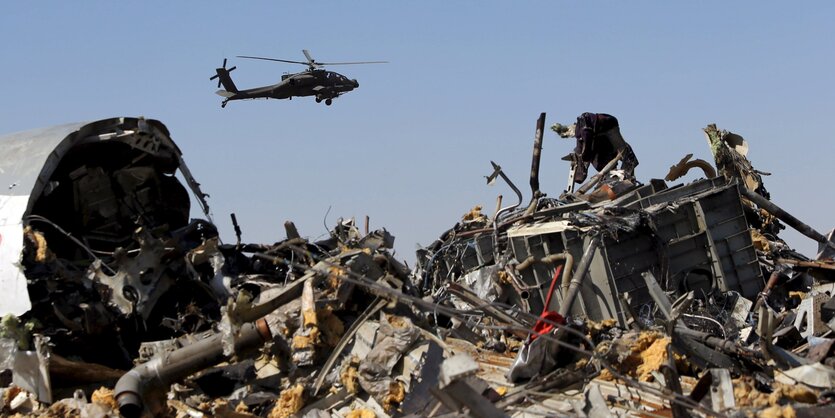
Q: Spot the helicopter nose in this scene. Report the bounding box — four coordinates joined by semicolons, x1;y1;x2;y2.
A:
352;79;359;88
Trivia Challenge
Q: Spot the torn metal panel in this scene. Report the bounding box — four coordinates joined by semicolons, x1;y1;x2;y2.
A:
357;314;420;407
439;354;479;388
775;363;835;390
573;383;615;418
459;265;501;302
312;298;386;396
84;229;173;320
399;341;444;416
708;368;735;412
817;229;835;261
793;293;829;339
0;195;30;316
11;334;51;404
506;220;574;238
443;380;509;418
632;181;764;299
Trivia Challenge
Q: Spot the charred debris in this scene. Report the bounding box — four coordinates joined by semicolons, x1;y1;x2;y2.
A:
2;114;835;418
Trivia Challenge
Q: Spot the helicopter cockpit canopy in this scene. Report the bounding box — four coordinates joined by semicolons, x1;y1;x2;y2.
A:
325;72;350;82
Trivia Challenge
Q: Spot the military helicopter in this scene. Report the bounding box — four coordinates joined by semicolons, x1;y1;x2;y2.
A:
210;50;386;108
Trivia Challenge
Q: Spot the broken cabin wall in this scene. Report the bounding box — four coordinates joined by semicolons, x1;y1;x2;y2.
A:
0;117;209;317
0;122;89;316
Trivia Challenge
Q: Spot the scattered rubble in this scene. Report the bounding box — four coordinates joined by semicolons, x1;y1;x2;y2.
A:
3;114;835;418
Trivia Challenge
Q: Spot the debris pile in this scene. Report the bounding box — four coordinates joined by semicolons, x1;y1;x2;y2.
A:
3;114;835;417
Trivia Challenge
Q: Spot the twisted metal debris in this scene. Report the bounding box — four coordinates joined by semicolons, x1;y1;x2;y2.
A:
3;114;835;418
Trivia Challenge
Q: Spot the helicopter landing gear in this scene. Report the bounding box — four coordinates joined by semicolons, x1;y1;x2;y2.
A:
325;98;332;106
315;97;322;103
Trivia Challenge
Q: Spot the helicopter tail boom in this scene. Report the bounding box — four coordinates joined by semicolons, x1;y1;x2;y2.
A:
209;59;239;93
212;68;238;93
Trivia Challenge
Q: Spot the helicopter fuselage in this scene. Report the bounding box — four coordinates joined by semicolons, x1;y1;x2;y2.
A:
224;69;359;103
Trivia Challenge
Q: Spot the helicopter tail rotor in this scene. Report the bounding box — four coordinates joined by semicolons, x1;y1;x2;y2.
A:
210;58;239;93
210;58;236;88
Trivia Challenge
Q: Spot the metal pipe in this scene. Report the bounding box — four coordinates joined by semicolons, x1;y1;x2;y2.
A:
486;161;523;227
752;270;782;314
115;320;272;418
558;235;601;317
489;194;503;225
740;187;835;251
674;326;762;359
688;159;717;179
664;154;717;182
489;164;524;262
555;253;575;296
576;149;625;195
513;252;574;299
529;112;546;196
775;258;835;270
230;213;242;247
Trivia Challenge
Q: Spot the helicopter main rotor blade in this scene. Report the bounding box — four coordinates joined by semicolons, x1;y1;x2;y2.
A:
236;55;311;66
302;49;315;64
316;61;389;65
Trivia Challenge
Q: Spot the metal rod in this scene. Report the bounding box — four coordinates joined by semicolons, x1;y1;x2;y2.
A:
674;326;762;359
231;213;242;247
740;187;835;251
529;112;546;196
576;149;625;195
487;161;523;227
752;270;782;313
490;194;503;225
558;235;601;317
775;258;835;270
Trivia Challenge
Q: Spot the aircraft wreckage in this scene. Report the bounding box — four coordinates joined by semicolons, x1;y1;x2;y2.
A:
2;114;835;418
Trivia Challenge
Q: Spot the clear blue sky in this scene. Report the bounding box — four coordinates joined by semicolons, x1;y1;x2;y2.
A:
2;1;833;263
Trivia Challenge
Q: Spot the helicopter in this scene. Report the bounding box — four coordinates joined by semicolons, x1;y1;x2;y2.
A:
210;50;386;108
